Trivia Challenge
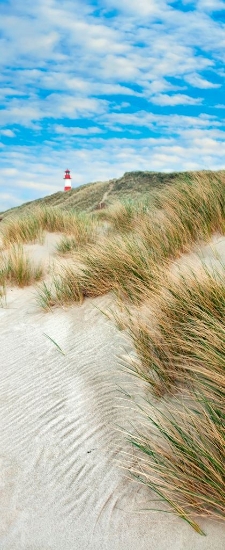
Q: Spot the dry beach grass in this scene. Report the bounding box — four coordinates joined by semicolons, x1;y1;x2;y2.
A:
0;169;225;539
0;206;98;249
0;245;43;288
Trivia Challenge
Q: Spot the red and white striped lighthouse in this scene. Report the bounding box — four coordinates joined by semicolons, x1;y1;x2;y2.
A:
64;169;72;191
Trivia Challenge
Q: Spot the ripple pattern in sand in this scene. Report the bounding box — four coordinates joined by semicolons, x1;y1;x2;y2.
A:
0;291;224;550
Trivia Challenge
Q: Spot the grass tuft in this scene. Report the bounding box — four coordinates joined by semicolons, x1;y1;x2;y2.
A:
1;207;98;248
128;392;225;534
0;245;43;287
1;215;43;247
126;263;225;397
37;266;83;309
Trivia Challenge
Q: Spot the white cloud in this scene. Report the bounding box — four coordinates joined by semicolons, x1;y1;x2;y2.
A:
101;0;167;17
196;0;225;10
185;73;221;89
101;110;221;133
0;95;110;128
53;125;104;135
1;0;224;111
151;94;203;106
0;0;224;210
1;114;225;209
0;129;16;137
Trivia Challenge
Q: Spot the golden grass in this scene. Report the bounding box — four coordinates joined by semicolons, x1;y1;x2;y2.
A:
59;171;225;304
56;212;97;254
1;207;98;248
104;198;150;233
78;234;162;301
119;260;225;532
128;392;225;535
123;263;225;397
32;171;225;531
0;215;43;247
37;266;83;309
0;245;43;288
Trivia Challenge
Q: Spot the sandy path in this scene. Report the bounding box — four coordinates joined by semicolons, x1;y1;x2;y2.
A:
0;236;224;549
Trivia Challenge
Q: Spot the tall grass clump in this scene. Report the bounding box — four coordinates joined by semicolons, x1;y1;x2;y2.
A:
37;266;83;309
37;232;163;309
1;207;98;248
125;263;225;398
78;234;163;302
151;172;224;239
1;214;43;247
0;246;43;287
101;196;155;234
106;200;136;232
135;172;225;261
56;212;97;253
128;392;225;534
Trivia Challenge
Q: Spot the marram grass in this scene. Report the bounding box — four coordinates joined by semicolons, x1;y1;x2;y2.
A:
124;263;225;399
37;266;83;309
1;207;98;248
0;245;43;287
14;170;224;534
127;392;225;535
120;259;225;533
62;171;225;303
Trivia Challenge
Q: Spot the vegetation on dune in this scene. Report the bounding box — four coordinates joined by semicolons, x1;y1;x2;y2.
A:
78;234;162;302
128;393;225;535
37;267;83;309
103;198;152;233
56;212;97;254
1;207;98;248
1;169;225;533
1;169;217;221
0;245;43;288
66;171;225;304
124;263;225;397
120;259;225;532
1;214;44;247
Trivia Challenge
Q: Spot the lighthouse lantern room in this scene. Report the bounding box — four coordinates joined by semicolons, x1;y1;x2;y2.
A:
64;169;72;191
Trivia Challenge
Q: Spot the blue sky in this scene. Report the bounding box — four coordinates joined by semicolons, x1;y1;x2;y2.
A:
0;0;225;210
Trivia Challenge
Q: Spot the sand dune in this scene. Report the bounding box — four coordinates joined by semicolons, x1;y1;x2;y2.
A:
0;235;225;549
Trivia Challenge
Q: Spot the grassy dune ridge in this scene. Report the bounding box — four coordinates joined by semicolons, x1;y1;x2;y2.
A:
57;171;225;304
0;169;225;533
0;170;181;220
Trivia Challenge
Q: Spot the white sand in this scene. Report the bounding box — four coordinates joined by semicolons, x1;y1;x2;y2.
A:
0;235;225;549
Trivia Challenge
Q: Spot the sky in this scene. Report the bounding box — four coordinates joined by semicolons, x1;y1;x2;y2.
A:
0;0;225;210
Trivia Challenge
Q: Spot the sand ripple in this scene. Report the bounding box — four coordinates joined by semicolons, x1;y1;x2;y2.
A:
0;285;224;549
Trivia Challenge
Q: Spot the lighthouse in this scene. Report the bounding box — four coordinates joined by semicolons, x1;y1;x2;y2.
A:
64;169;72;191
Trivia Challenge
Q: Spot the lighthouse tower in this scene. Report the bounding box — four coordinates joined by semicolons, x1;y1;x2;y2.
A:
64;169;72;191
